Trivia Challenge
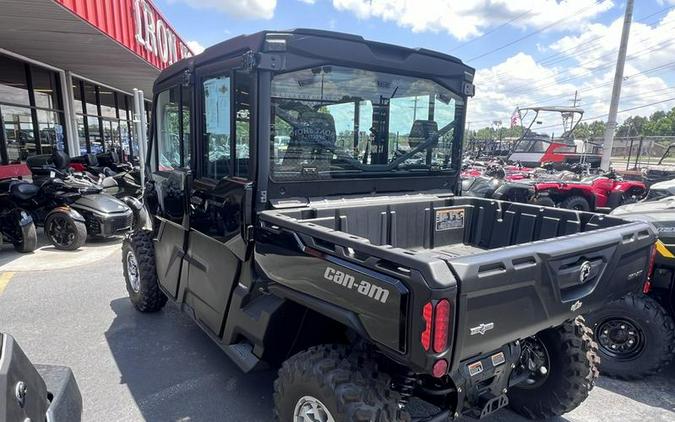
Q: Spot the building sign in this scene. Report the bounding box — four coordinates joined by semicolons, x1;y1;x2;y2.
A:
133;0;191;66
55;0;192;70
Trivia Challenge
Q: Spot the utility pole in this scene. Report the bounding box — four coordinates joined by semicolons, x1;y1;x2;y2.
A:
569;90;581;107
601;0;634;170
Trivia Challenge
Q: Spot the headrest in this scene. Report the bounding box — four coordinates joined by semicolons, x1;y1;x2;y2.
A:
52;150;70;170
409;120;439;149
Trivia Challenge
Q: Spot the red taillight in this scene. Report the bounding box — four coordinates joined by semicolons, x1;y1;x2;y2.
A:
421;303;433;351
433;299;451;353
432;359;448;378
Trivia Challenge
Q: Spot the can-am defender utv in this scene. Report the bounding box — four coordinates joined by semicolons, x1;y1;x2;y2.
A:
123;30;656;421
586;199;675;379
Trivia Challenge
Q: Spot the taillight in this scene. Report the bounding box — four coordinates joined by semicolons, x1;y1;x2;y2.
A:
420;300;452;353
433;300;451;353
421;303;433;351
644;243;657;293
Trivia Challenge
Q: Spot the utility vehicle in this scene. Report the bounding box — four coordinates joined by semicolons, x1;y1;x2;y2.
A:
123;29;656;421
586;198;675;379
508;107;601;169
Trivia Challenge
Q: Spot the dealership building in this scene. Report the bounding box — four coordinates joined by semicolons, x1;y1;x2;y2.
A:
0;0;191;176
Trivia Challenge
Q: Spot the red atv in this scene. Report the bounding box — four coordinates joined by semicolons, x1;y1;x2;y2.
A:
533;170;646;212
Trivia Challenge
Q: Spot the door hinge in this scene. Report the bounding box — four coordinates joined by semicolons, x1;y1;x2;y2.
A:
241;51;257;72
245;225;255;242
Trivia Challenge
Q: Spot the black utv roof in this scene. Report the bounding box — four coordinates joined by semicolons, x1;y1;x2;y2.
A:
155;28;475;96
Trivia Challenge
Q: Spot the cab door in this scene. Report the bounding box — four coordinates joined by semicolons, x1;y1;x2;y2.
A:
183;61;255;337
149;80;192;299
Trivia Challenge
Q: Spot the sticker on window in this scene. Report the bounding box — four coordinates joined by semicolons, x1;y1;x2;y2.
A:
435;208;464;231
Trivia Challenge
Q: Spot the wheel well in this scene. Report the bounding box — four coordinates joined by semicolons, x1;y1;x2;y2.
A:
259;300;352;366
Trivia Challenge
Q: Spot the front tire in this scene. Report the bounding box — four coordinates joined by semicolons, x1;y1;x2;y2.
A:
560;195;591;211
587;294;675;380
44;210;87;250
274;345;410;422
509;317;599;419
533;196;556;207
122;231;167;313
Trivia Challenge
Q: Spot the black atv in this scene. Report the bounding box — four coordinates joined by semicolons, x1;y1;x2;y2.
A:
122;29;655;421
586;198;675;379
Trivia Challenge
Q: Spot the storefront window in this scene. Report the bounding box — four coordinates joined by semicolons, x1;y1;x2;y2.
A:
2;105;35;162
32;67;60;110
0;54;66;163
72;78;138;159
0;55;30;106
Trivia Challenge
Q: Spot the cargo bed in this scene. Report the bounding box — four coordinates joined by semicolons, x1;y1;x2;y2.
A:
257;194;655;371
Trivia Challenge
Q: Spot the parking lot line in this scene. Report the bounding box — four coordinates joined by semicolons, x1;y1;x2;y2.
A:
0;272;15;295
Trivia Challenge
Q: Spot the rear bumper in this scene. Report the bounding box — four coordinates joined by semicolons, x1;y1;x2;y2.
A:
35;365;82;422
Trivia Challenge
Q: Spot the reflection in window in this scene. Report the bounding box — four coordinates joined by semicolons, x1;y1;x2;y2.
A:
203;75;231;179
181;86;191;166
155;87;181;169
36;109;64;155
0;55;30;106
99;90;117;118
83;82;98;116
32;66;59;109
2;105;35;162
270;66;460;180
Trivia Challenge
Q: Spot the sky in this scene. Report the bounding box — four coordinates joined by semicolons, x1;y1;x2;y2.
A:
154;0;675;130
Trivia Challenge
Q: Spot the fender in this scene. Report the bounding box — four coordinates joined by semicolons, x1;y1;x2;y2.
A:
121;196;151;230
47;206;85;223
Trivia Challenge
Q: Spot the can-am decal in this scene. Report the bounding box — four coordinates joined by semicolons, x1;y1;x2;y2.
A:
323;266;390;304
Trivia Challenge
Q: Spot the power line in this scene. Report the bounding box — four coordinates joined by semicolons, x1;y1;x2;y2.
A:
488;4;675;81
467;0;609;62
449;9;534;52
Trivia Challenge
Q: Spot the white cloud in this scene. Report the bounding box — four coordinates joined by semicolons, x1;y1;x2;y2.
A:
332;0;614;40
170;0;276;19
187;40;206;55
298;0;316;4
468;10;675;128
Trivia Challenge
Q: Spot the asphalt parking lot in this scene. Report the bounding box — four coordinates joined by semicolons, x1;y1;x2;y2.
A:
1;235;674;422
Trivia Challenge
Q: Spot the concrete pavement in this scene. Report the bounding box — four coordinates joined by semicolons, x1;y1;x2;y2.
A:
0;247;673;421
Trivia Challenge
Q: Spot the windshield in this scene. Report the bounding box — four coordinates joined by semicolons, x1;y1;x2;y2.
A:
270;66;462;180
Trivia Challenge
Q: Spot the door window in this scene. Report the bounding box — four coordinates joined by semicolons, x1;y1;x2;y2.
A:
234;71;251;179
202;75;231;179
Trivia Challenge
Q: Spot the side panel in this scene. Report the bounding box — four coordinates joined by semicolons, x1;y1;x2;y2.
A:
255;226;410;352
154;218;186;298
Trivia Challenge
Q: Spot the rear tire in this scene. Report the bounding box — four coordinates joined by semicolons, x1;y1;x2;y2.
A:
509;317;599;419
44;210;87;250
560;195;590;211
122;230;167;313
274;345;411;422
586;294;674;380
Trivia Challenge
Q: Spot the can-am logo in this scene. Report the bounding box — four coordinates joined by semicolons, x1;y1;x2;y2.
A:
323;267;390;304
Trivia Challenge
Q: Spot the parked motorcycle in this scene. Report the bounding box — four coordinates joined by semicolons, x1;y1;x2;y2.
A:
0;203;37;253
0;151;134;250
70;152;142;199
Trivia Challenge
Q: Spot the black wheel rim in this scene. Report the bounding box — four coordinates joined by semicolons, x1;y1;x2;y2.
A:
47;215;76;248
595;318;645;360
515;336;551;389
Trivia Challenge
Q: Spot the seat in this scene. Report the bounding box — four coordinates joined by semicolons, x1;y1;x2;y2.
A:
280;110;336;174
9;181;40;201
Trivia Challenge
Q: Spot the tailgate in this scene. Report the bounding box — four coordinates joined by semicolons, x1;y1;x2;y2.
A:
445;221;655;366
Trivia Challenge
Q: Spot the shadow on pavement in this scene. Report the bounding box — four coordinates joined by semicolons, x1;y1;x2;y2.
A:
596;364;675;413
104;298;276;422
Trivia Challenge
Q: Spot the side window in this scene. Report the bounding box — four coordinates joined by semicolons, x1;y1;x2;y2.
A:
155;86;181;170
181;86;192;166
203;75;231;179
234;71;251;179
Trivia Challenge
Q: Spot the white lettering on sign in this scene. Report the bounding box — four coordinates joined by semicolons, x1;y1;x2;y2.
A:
133;0;190;66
